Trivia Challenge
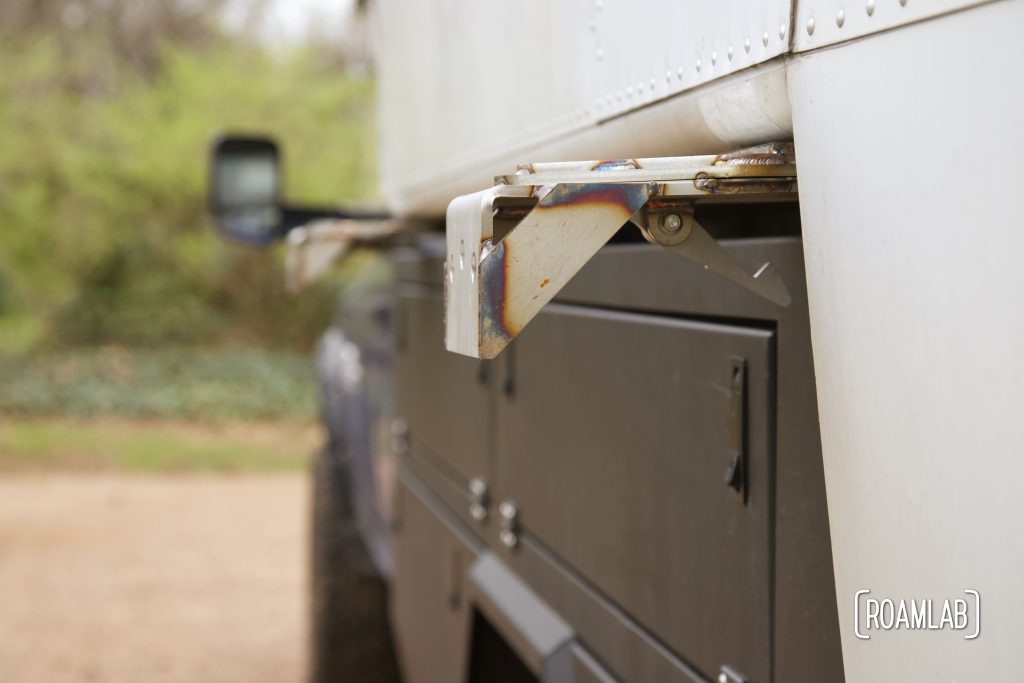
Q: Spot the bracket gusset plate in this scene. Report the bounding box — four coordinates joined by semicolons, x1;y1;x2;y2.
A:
445;144;797;359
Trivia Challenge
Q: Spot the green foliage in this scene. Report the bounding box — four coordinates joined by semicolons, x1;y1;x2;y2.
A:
0;28;376;352
0;347;317;422
0;418;318;472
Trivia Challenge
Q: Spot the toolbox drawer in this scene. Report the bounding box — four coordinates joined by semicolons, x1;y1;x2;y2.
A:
395;287;492;485
495;304;774;682
391;474;478;683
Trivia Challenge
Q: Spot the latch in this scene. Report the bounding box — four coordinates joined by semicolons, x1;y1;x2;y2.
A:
444;143;796;358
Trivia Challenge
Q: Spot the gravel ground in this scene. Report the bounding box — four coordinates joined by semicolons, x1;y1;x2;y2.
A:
0;474;309;683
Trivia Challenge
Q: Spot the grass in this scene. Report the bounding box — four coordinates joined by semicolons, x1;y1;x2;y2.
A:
0;347;318;422
0;418;320;473
0;346;323;472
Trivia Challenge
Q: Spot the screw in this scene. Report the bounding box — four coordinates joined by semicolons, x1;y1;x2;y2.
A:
662;213;683;233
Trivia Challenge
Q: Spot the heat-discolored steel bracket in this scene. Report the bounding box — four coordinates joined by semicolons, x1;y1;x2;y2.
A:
445;143;797;359
285;219;400;292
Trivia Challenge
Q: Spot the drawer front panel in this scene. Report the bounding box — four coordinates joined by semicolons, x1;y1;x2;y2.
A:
497;304;774;682
395;288;492;484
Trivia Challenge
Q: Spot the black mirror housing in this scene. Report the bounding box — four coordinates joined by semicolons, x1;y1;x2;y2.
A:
208;135;285;245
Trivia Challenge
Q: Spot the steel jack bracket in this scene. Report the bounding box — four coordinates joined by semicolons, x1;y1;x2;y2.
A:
445;143;797;359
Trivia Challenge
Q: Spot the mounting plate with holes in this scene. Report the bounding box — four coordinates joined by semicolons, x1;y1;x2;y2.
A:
444;143;797;359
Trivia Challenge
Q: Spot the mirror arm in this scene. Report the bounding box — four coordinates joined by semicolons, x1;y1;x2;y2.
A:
281;204;390;232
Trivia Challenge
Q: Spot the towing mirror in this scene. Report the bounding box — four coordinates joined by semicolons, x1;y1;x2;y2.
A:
209;135;285;245
208;133;391;246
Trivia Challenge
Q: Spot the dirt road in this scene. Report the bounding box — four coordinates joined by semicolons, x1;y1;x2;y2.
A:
0;474;309;683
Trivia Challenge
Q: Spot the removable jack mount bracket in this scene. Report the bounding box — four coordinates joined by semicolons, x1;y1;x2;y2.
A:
444;143;797;359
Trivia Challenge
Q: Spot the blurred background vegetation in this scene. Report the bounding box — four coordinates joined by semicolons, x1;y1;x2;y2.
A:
0;0;375;435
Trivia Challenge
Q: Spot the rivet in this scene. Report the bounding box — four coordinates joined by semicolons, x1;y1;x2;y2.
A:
899;0;907;5
779;23;787;40
695;58;702;72
866;0;875;15
710;51;717;65
762;31;770;47
806;17;815;35
727;46;734;61
744;37;751;53
595;48;604;60
637;81;644;92
836;9;845;27
677;66;684;79
666;69;672;82
650;77;656;90
627;86;633;96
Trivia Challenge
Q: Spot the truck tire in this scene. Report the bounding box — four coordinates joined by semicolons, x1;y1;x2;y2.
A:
310;445;401;683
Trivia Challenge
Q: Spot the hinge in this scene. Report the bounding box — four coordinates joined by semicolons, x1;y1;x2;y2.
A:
498;500;520;549
469;477;489;522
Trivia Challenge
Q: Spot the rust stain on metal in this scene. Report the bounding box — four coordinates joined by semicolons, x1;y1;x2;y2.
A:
540;278;550;288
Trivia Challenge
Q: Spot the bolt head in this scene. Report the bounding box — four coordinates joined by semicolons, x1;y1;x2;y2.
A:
662;214;683;233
